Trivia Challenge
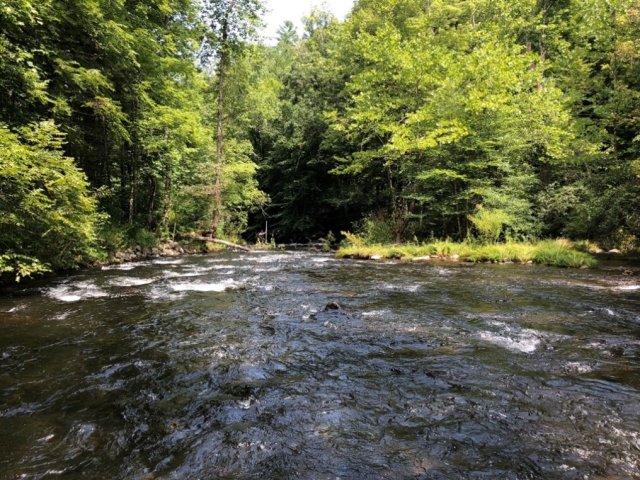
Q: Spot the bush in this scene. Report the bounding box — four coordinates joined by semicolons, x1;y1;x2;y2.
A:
127;227;158;249
0;254;50;283
354;212;395;244
98;223;127;256
469;207;511;244
0;121;103;278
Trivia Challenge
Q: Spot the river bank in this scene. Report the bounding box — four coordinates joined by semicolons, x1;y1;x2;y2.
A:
0;239;238;287
337;239;601;268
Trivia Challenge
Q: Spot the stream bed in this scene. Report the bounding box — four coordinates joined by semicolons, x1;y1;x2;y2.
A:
1;251;639;479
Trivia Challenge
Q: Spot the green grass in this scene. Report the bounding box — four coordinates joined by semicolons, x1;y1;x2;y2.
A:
337;239;598;268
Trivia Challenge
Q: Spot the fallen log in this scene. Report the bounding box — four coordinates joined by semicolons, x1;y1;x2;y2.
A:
183;235;252;252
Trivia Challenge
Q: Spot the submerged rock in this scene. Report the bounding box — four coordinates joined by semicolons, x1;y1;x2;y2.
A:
311;301;352;323
324;301;342;311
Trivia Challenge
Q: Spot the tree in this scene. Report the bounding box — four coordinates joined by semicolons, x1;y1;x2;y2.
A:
202;0;264;237
0;121;102;279
329;0;581;242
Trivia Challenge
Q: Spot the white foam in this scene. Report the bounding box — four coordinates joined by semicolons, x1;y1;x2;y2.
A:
614;285;640;292
380;282;420;293
312;257;332;263
107;277;156;287
160;269;183;279
52;293;83;303
101;263;138;271
362;309;392;317
563;362;594;374
169;266;220;277
479;331;541;353
170;279;239;293
152;258;184;265
47;282;109;302
477;321;545;353
252;267;282;273
253;254;292;264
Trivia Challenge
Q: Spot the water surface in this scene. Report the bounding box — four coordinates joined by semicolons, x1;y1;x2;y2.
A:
1;252;639;479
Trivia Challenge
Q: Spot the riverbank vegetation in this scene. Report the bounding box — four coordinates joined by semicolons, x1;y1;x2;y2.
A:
2;0;640;280
337;239;598;269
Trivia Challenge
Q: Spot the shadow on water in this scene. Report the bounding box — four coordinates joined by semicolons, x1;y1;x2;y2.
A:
1;252;639;479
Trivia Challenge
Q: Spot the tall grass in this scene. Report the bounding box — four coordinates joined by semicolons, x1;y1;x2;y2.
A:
337;239;597;268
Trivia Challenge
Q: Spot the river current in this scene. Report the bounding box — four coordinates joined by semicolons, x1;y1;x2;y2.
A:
1;251;639;479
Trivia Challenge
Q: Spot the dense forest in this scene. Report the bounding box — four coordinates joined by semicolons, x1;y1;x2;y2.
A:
1;0;639;279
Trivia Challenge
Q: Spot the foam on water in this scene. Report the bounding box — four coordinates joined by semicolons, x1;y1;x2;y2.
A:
477;321;544;353
47;282;109;303
169;279;239;293
562;362;595;374
613;284;640;292
107;277;156;287
152;258;184;265
253;254;296;264
478;331;541;353
311;257;332;263
101;263;138;271
167;266;222;278
362;309;392;318
380;282;421;293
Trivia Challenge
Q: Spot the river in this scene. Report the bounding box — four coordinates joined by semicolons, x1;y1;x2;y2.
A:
1;252;639;479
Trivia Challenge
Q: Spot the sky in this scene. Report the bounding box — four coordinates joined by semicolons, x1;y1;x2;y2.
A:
261;0;355;43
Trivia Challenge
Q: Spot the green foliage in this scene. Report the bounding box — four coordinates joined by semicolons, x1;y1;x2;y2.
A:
357;213;396;244
97;222;127;256
532;241;598;269
337;239;597;268
469;208;511;244
0;0;270;280
2;0;640;277
0;254;50;283
127;227;159;250
0;121;102;272
341;231;366;247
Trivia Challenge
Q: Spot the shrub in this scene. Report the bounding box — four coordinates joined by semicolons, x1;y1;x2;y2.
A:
469;207;511;244
0;121;103;278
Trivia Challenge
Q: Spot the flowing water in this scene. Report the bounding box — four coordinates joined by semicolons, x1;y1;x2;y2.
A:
1;252;639;479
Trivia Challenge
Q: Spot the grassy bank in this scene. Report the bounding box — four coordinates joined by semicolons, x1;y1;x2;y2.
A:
337;239;598;268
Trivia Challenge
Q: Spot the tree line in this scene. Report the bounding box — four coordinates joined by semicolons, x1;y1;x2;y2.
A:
1;0;639;279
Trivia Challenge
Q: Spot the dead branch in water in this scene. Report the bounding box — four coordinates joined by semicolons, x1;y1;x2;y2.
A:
182;234;252;252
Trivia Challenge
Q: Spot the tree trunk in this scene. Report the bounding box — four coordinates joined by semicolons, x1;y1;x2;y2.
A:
146;176;157;228
161;165;173;229
183;234;251;252
210;3;235;238
128;164;136;225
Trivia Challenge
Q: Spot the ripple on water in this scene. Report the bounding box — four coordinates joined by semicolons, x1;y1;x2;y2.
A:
380;282;421;293
4;252;640;479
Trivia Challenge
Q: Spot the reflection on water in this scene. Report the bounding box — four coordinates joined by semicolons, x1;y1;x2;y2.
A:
1;252;639;479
